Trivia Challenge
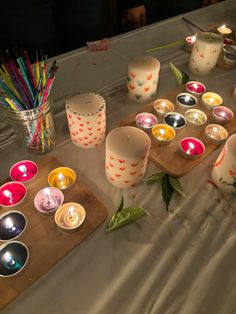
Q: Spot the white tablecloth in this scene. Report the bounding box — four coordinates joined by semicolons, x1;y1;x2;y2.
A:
1;1;236;313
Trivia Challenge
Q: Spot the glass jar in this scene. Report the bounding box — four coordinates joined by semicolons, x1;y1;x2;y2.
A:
2;99;56;153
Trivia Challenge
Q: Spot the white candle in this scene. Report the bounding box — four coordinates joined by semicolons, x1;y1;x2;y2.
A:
105;126;151;188
127;56;160;103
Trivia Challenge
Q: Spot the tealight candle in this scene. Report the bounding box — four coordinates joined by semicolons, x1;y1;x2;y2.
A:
164;112;186;130
212;106;234;124
179;137;205;159
176;92;197;108
48;167;76;190
34;187;64;215
0;241;29;277
152;124;176;144
201;92;223;110
153;99;175;117
186;35;196;45
186;81;206;96
9;160;38;183
0;211;27;241
0;182;27;208
204;124;228;145
135;112;158;131
217;24;232;35
55;202;86;232
185;109;207;127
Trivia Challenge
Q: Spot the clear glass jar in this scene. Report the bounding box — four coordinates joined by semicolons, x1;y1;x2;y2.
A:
3;99;56;153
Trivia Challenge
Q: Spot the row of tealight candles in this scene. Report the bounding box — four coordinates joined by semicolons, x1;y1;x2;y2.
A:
0;161;84;277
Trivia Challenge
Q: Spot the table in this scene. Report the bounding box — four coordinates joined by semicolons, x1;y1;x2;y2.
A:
1;1;236;313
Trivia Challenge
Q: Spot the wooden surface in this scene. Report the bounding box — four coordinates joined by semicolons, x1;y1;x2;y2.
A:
120;88;236;177
0;156;108;311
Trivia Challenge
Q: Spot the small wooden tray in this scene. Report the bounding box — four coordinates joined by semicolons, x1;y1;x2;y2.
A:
120;88;236;177
0;156;107;311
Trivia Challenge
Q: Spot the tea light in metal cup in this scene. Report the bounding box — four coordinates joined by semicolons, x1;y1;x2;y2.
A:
184;35;196;51
153;99;175;117
55;202;86;232
0;211;27;241
176;92;197;108
201;92;223;110
48;167;76;190
135;112;158;131
164;112;186;130
34;187;64;215
152;124;176;144
217;24;232;36
9;160;38;183
0;182;27;208
212;106;234;124
186;81;206;96
179;137;205;159
185;109;207;127
0;241;29;277
204;124;228;145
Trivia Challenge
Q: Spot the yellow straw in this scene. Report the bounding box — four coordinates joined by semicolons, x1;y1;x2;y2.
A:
0;66;21;98
145;40;183;53
4;96;17;110
35;61;40;86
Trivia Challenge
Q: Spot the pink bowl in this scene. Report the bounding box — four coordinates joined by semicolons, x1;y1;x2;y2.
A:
0;182;27;207
9;160;38;183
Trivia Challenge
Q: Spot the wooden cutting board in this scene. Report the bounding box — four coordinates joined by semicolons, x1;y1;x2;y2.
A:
0;156;108;311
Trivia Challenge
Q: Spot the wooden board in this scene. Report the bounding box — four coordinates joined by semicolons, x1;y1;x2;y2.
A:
120;88;236;177
0;156;107;311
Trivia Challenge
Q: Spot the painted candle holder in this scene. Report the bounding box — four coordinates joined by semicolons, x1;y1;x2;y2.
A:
9;160;38;183
127;56;160;103
153;99;175;117
204;124;228;145
66;93;106;149
164;112;186;131
0;182;27;209
48;167;76;190
105;126;151;189
179;137;205;159
176;93;197;108
55;202;86;232
151;124;176;144
212;106;234;124
0;211;27;241
135;112;158;131
34;187;64;215
185;109;207;127
0;241;29;277
186;81;206;96
201;92;223;110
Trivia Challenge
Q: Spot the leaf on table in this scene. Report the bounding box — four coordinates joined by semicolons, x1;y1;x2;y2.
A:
169;62;190;86
106;205;147;232
143;172;165;184
169;176;186;198
161;174;174;211
117;195;124;212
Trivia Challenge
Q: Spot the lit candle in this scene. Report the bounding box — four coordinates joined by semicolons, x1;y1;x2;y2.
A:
135;112;158;130
153;99;175;116
127;55;160;103
184;35;196;52
212;106;234;124
105;126;151;189
9;160;38;183
185;109;207;127
217;24;232;35
54;202;86;232
48;167;76;190
201;92;223;110
0;241;29;277
152;124;176;144
186;81;206;96
179;137;205;159
204;124;228;145
164;112;186;130
0;211;27;241
176;92;197;108
0;182;27;208
34;187;64;215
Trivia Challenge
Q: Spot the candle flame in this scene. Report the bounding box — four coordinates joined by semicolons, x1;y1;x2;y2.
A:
18;165;27;174
193;83;198;90
145;118;152;124
5;217;14;229
220;111;226;118
160;102;166;108
220;24;226;30
58;173;65;182
189;142;195;149
176;114;180;120
184;95;191;103
192;35;196;42
44;188;51;198
4;251;15;265
209;97;215;103
213;127;218;132
68;206;75;217
193;113;199;119
159;128;165;135
3;189;12;199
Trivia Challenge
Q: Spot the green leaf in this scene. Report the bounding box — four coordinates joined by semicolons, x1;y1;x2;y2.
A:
161;174;174;211
169;62;190;86
117;196;124;212
143;172;165;185
106;206;147;232
169;176;186;198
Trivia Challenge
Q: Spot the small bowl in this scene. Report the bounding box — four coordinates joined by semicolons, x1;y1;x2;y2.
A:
9;160;38;183
186;81;206;96
153;99;175;117
204;124;228;145
0;181;27;208
0;211;27;241
135;112;158;131
201;92;223;110
34;187;64;216
164;112;186;131
185;109;207;127
151;124;176;144
212;106;234;124
48;167;77;190
179;137;205;160
176;92;197;108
